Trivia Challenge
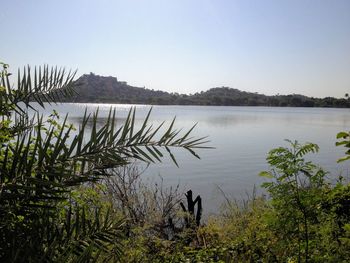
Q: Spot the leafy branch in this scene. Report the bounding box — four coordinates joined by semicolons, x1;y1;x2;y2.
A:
336;131;350;163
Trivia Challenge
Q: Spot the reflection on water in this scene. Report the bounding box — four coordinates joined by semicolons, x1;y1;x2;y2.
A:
203;114;262;127
31;103;350;213
69;116;130;130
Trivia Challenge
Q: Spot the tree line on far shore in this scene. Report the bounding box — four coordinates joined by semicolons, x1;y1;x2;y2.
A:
60;73;350;108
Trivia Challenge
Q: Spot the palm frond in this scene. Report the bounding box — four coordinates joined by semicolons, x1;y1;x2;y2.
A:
44;205;125;263
0;62;211;262
1;64;76;113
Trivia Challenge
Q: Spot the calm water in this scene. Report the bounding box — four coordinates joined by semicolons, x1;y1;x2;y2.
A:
34;103;350;214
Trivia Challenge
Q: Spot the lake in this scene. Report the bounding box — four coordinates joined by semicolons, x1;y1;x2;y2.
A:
36;103;350;214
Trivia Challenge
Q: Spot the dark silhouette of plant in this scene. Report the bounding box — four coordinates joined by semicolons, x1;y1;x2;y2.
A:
180;190;202;228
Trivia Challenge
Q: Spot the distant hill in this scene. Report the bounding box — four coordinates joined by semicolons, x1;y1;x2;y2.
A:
59;73;350;108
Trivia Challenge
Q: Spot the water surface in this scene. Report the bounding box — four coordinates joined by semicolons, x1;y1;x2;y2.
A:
35;104;350;213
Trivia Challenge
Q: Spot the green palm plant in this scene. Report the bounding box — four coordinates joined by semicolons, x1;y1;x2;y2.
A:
0;62;208;262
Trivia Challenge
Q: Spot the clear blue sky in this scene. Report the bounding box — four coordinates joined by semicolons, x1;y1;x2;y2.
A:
1;0;349;98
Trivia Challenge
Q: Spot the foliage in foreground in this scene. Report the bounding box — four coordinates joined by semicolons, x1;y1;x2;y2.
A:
112;140;350;263
0;62;207;262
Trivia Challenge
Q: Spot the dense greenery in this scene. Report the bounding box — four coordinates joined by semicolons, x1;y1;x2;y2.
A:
62;73;350;107
1;62;350;262
109;140;350;262
0;62;207;262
